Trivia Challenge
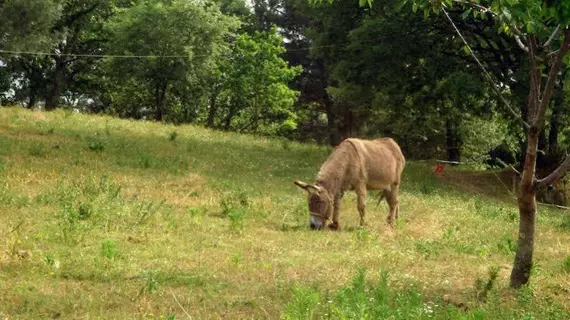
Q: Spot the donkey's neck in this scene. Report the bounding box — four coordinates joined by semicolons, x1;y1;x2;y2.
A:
315;149;350;197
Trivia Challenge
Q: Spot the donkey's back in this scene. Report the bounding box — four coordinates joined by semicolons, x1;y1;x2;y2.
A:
346;137;405;191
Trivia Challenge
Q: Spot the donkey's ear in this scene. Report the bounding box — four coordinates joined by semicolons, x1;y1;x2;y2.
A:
294;180;310;190
294;180;321;193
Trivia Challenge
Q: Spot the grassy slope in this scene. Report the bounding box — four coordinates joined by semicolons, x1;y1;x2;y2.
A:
0;107;568;319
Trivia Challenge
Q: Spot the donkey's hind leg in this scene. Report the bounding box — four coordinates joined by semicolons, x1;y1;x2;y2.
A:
355;185;367;227
385;184;400;227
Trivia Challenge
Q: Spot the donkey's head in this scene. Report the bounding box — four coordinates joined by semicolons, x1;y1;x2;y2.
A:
294;180;333;230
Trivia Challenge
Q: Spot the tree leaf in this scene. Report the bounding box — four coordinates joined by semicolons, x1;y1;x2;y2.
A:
461;8;473;20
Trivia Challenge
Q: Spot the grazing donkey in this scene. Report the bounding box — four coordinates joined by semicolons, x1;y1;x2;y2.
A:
294;137;405;230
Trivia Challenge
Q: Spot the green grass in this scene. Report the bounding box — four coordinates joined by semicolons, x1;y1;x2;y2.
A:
0;107;569;319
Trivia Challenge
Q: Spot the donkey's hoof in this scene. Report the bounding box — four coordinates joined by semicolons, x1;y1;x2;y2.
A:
328;222;340;230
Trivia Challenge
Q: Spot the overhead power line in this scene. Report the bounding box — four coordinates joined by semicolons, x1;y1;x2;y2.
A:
0;49;191;59
0;43;339;59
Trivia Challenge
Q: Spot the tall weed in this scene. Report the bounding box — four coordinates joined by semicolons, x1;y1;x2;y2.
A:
282;285;320;320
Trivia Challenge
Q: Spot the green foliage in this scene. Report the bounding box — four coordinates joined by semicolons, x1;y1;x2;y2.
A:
136;151;155;169
415;239;441;259
282;285;321;320
497;234;518;255
100;240;118;259
28;143;46;157
398;0;570;56
560;214;570;230
474;198;518;222
461;116;517;167
211;25;302;136
142;270;158;294
0;0;60;50
220;191;250;234
134;200;166;226
474;266;500;301
284;266;570;319
283;268;435;319
103;0;240;121
87;138;105;152
44;253;55;267
58;201;91;244
564;256;570;273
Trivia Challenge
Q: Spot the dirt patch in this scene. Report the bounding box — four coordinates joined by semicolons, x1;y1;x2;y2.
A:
435;167;570;207
434;168;517;202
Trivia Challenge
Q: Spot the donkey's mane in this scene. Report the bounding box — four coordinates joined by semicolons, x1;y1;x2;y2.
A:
316;140;358;195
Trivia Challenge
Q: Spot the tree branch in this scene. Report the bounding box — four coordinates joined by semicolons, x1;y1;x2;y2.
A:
52;3;100;32
543;25;561;48
528;35;540;122
537;155;570;188
510;26;525;37
534;28;570;128
451;0;497;17
515;35;529;52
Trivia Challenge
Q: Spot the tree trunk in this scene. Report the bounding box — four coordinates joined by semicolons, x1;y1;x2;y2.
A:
28;91;37;109
207;92;219;128
445;118;461;163
510;35;542;289
340;109;354;141
325;98;341;146
510;127;538;288
536;128;547;171
45;57;66;111
154;81;167;121
224;106;237;131
509;27;570;290
25;61;43;109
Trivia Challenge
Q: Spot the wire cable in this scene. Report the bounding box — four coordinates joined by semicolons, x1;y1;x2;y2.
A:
442;7;530;129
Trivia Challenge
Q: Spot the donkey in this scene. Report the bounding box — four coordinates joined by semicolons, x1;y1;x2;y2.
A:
294;137;405;230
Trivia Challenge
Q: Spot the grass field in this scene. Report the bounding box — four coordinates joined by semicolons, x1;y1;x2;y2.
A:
0;107;569;319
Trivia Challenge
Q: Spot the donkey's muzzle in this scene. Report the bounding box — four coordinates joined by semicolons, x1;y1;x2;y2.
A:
310;222;323;230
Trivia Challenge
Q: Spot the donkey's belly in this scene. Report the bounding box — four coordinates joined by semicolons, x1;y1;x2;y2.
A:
365;165;396;190
366;181;391;190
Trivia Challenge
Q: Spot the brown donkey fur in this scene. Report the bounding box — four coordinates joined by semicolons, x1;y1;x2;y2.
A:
294;137;405;230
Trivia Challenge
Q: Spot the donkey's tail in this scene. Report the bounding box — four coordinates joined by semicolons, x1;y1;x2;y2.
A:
375;191;385;208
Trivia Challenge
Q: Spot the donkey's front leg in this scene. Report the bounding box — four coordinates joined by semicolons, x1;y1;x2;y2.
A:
329;190;344;230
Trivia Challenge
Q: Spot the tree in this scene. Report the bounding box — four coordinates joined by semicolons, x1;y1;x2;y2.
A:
6;56;50;108
0;0;60;107
103;0;239;121
40;0;125;111
246;0;343;145
210;26;302;136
